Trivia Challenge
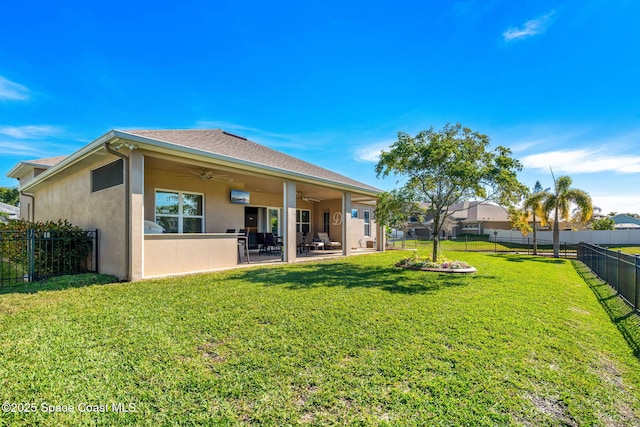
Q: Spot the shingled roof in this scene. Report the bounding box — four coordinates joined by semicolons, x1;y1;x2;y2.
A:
23;155;68;167
122;129;381;193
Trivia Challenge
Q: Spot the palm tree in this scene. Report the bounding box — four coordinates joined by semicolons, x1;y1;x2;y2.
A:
542;174;593;258
523;181;550;255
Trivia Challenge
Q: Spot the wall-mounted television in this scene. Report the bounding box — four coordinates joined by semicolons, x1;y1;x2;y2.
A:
230;189;250;205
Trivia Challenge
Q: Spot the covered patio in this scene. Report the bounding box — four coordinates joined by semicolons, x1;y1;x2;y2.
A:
10;128;383;281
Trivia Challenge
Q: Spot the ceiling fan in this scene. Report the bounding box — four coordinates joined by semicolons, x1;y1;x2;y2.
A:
297;191;321;203
177;168;234;182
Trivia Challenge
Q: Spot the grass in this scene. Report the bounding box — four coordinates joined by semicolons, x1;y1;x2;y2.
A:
1;252;640;425
602;245;640;255
0;258;27;286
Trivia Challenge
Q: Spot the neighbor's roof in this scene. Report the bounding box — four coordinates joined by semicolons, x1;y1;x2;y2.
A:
448;201;510;222
611;214;640;227
0;201;19;217
121;129;381;193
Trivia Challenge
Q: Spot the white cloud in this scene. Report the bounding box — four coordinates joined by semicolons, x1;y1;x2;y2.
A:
590;194;640;216
0;76;30;101
503;10;556;42
0;141;43;156
521;148;640;174
0;125;64;139
355;141;392;163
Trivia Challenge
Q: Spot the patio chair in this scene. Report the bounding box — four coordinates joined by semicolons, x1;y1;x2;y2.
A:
264;232;282;254
236;229;249;263
256;232;267;254
297;232;309;254
317;232;341;250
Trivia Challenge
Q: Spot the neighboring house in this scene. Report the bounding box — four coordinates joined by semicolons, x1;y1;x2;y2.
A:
0;201;19;222
448;201;512;236
611;214;640;230
408;201;512;238
7;129;382;280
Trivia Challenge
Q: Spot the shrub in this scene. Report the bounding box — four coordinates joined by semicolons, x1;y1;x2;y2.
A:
395;250;473;270
0;220;94;279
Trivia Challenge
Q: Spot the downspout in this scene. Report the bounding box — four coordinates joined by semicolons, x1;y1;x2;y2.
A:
104;142;131;280
20;191;35;222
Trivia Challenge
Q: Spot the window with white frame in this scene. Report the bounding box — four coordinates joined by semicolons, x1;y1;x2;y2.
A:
296;209;310;234
155;190;204;233
363;210;371;237
323;210;330;233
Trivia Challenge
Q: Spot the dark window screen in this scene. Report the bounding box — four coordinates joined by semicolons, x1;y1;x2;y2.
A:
91;159;123;192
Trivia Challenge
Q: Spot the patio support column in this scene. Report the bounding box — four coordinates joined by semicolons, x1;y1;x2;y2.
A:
377;224;385;251
129;150;144;280
282;181;297;263
342;192;351;256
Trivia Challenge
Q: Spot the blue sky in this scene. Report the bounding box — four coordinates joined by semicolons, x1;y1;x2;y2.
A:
1;0;639;214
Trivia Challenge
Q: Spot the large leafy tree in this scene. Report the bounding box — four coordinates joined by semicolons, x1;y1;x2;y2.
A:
375;123;527;261
590;217;615;230
0;186;19;206
542;174;593;258
374;188;417;249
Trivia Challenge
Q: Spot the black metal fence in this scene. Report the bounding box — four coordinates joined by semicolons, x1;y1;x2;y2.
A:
389;235;577;258
0;229;98;286
577;242;640;311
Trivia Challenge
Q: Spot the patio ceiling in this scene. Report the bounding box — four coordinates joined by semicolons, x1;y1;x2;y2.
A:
144;156;347;202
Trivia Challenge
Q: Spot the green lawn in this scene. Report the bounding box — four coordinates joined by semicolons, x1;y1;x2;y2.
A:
1;252;640;426
602;245;640;255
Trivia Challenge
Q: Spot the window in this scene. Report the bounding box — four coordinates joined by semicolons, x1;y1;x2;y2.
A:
91;159;123;192
351;209;358;218
155;190;204;233
323;210;330;233
296;209;310;233
364;210;371;237
269;209;280;235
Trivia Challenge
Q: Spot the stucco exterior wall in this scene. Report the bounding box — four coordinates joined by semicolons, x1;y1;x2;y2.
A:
17;168;47;221
31;156;127;279
144;167;297;233
315;199;343;243
348;203;377;249
144;234;238;277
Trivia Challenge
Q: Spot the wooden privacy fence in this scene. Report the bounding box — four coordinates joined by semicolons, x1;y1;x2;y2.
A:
577;242;640;311
0;229;98;286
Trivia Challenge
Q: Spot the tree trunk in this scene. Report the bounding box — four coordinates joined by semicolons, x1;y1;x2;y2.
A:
532;212;538;255
432;236;439;262
553;208;560;258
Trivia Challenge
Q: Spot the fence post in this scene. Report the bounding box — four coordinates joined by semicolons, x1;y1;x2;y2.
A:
95;229;99;273
603;247;607;285
27;229;35;282
635;255;640;312
617;250;621;295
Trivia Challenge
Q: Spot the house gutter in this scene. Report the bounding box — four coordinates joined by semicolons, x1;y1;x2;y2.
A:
111;130;382;197
104;141;131;281
20;191;35;222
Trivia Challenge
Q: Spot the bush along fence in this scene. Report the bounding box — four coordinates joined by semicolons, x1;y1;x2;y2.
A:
0;220;98;286
578;242;640;312
389;234;577;258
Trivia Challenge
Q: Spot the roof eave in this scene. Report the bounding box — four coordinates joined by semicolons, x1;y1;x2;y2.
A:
20;130;118;193
18;129;381;197
114;130;382;197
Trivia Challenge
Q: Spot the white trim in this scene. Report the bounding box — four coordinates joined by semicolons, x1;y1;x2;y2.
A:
154;188;205;234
